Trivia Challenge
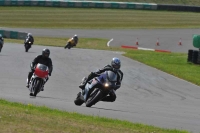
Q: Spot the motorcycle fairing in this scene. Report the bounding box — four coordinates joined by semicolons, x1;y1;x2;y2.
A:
82;70;118;101
29;73;47;93
82;79;98;101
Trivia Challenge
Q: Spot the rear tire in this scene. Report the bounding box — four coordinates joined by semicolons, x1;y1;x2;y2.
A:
74;92;84;106
85;90;103;107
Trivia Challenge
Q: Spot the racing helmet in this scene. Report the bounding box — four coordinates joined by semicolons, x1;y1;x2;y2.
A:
111;57;121;70
73;34;78;40
27;33;32;37
42;48;50;58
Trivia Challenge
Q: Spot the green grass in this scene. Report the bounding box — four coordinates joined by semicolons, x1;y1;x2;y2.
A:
91;0;200;6
5;37;109;49
124;50;200;86
1;7;200;29
0;99;188;133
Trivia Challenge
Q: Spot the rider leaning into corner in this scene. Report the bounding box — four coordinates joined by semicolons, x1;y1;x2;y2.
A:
26;48;53;91
64;34;79;49
0;34;4;42
0;34;4;45
24;33;34;46
79;57;123;102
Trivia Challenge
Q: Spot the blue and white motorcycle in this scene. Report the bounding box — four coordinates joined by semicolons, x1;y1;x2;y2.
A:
74;70;118;107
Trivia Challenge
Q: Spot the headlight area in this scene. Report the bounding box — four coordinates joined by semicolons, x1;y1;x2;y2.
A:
104;83;109;87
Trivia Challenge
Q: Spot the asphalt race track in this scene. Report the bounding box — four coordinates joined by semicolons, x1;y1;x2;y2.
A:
1;28;200;133
2;27;200;53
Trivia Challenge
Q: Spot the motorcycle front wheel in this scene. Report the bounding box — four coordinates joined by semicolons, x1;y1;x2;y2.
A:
85;90;103;107
65;43;71;49
33;79;42;96
0;46;2;52
25;44;29;52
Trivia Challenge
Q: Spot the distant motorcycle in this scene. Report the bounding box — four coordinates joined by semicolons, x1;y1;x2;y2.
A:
0;40;3;52
27;63;49;96
24;38;33;52
74;70;118;107
64;42;74;49
64;38;76;49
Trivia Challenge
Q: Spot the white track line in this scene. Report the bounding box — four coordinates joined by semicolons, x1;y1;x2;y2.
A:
138;47;154;51
107;38;113;47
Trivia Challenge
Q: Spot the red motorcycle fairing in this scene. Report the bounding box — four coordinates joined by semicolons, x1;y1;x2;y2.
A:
29;64;49;96
34;64;49;78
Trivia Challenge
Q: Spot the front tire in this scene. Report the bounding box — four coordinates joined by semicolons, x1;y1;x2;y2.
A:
25;44;29;52
65;43;71;49
33;79;41;96
85;90;103;107
0;45;2;52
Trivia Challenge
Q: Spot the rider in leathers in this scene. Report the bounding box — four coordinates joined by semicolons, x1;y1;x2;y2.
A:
0;34;4;47
79;57;123;102
0;34;4;42
26;48;53;91
64;34;78;49
24;33;34;47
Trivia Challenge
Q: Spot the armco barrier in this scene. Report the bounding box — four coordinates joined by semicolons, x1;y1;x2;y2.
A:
0;0;199;12
157;4;200;12
0;0;157;10
0;29;27;40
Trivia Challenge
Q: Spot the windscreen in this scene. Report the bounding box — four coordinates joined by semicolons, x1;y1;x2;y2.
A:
106;71;117;82
37;64;48;71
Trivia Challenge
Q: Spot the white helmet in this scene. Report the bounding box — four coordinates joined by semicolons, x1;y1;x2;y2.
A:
27;33;32;36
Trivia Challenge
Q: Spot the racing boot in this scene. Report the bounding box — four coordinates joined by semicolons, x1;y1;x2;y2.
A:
40;85;44;91
26;78;30;88
79;77;87;89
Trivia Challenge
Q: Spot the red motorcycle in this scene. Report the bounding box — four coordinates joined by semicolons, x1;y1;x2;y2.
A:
27;63;49;96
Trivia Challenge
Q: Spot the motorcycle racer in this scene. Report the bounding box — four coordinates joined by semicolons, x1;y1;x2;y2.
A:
79;57;123;102
26;48;53;91
64;34;78;49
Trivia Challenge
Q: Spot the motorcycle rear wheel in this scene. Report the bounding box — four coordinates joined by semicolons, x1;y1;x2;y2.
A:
74;92;84;106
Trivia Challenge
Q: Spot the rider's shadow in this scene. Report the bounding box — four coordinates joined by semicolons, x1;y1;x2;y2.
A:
30;95;66;102
0;54;8;56
90;106;135;114
26;51;36;53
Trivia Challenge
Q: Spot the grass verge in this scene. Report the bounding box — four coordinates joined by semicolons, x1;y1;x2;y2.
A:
1;7;200;29
0;99;188;133
5;37;110;49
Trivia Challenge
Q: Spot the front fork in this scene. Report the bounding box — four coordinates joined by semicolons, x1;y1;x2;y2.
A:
29;77;47;93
